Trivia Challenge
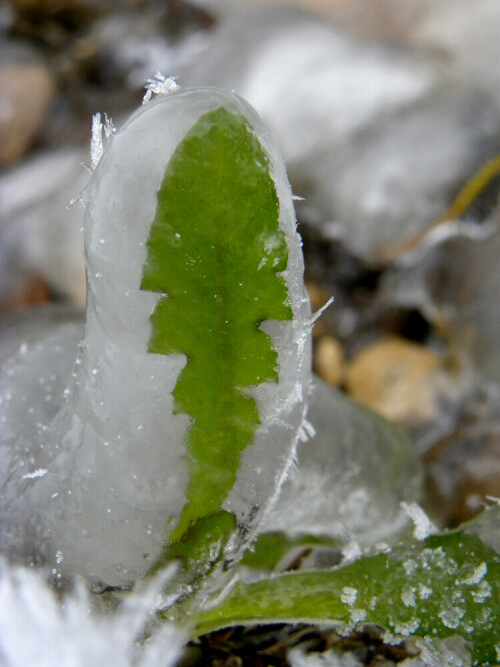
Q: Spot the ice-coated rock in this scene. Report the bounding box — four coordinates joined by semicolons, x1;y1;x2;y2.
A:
0;148;87;308
181;5;437;168
262;379;422;546
0;87;311;587
413;0;500;110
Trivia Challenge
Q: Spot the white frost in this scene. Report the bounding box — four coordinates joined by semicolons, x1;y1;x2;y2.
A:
90;112;116;169
21;468;47;480
461;562;487;586
90;113;104;169
401;501;438;540
340;586;357;606
142;72;180;104
0;560;185;667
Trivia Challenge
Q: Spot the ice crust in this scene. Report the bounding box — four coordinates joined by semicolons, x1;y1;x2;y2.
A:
0;88;311;587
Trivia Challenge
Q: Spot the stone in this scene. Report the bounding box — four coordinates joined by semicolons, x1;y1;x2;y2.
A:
0;60;56;167
313;336;345;386
345;337;445;426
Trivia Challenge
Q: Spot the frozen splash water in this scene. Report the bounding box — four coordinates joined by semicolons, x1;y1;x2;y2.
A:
0;86;311;588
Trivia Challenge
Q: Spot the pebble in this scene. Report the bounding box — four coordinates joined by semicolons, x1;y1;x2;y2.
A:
345;337;444;426
313;336;345;386
0;60;56;167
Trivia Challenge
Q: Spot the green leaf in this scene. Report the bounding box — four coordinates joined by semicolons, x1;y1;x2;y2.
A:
140;106;292;545
192;507;500;665
241;532;341;571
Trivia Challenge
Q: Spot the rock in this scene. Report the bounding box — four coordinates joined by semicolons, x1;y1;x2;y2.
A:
89;10;209;90
0;273;50;316
0;59;56;167
313;336;345;386
345;337;447;427
379;207;500;388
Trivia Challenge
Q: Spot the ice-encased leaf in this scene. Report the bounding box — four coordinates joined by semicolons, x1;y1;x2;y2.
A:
0;88;311;589
193;505;500;666
140;107;292;545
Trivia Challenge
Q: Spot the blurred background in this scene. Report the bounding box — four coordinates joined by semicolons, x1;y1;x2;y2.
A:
2;0;500;531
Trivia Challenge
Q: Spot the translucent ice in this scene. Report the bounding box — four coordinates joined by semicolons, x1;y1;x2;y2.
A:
262;379;422;545
0;87;311;588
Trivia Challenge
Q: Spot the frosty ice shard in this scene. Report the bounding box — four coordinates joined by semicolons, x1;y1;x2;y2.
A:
0;87;311;588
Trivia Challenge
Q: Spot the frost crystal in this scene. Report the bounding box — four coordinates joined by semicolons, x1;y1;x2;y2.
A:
471;579;492;603
401;501;438;540
350;608;367;624
90;112;116;169
438;605;465;629
342;540;362;562
0;560;185;666
419;583;433;600
401;586;417;608
90;113;103;169
142;72;180;104
393;617;420;636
